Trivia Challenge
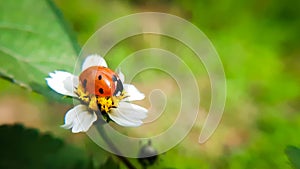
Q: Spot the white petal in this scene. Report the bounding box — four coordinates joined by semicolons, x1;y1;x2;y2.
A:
81;54;108;71
46;71;78;97
116;68;125;83
108;102;148;127
118;102;148;120
61;104;97;133
109;109;143;127
61;105;86;129
122;84;145;101
72;110;97;133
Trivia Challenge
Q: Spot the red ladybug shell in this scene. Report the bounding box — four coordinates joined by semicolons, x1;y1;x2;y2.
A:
79;66;123;97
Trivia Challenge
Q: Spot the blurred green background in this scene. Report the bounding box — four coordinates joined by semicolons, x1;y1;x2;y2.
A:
0;0;300;168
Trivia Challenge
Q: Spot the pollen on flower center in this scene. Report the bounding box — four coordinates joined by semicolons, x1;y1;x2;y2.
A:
97;97;118;112
75;83;126;113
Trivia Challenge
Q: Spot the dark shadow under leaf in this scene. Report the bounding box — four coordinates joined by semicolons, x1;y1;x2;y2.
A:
0;124;89;169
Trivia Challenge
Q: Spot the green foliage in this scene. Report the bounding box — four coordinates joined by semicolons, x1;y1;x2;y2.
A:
0;0;299;169
286;146;300;169
0;0;79;99
99;157;119;169
0;124;89;169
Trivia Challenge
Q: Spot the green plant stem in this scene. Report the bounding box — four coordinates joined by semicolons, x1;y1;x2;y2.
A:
95;120;137;169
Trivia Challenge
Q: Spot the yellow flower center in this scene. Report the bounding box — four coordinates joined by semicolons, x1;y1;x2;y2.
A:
75;83;126;113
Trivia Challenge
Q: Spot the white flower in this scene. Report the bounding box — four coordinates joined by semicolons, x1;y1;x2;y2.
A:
46;54;147;133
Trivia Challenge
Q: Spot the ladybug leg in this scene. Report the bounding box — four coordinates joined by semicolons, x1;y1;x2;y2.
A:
99;110;109;122
99;109;112;123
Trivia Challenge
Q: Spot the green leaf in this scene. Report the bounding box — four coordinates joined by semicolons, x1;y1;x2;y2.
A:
0;124;89;169
0;0;79;99
286;145;300;169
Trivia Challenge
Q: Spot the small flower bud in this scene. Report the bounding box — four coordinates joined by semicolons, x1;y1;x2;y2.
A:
138;140;158;168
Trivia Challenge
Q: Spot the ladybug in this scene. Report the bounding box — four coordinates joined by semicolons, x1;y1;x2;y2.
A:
79;66;123;97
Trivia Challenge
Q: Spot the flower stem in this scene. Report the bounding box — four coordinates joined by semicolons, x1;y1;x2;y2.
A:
95;120;137;169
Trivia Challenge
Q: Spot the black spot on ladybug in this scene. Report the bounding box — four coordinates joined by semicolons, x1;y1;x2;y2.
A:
98;75;102;80
82;79;87;88
112;75;117;81
113;79;123;96
99;88;104;94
